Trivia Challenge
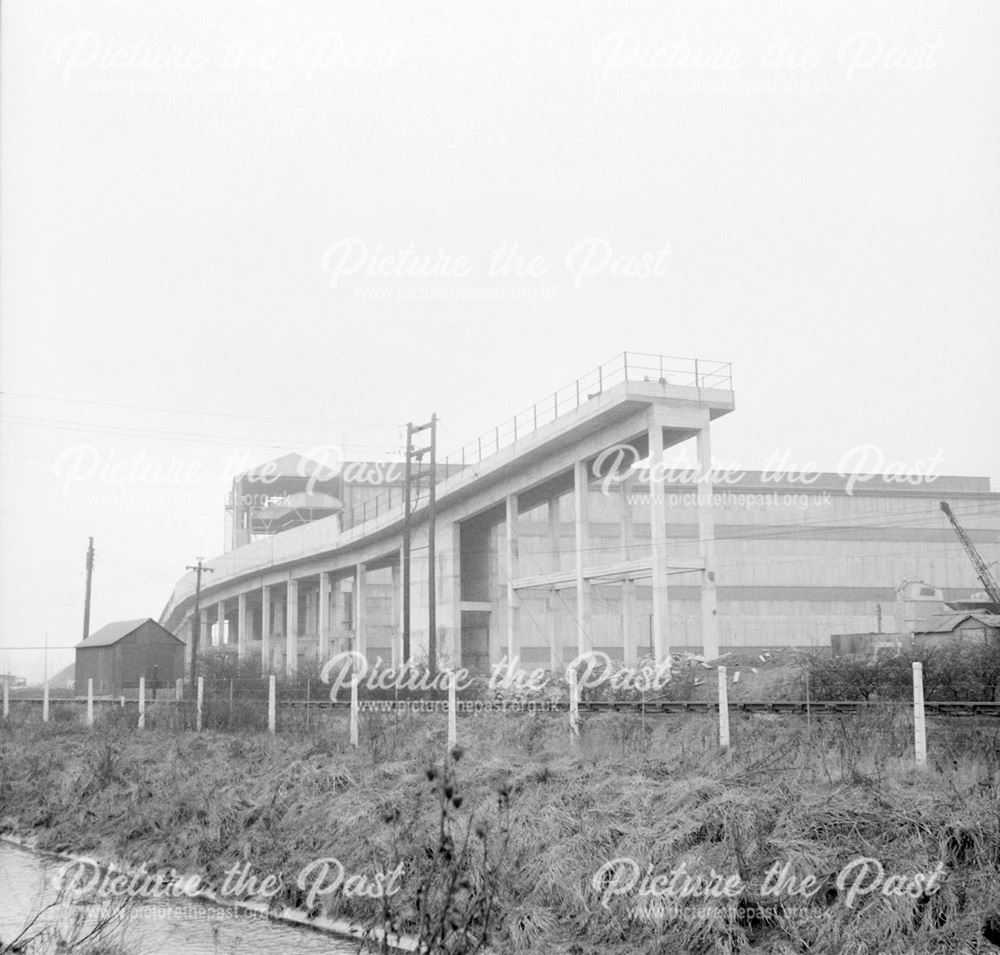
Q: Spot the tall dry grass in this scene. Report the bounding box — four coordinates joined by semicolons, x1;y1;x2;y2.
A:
2;705;1000;953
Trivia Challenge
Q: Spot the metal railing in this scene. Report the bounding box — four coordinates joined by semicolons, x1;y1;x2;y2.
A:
443;352;731;471
342;484;404;531
341;352;732;531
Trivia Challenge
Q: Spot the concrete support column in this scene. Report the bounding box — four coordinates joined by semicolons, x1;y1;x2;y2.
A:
622;580;636;664
391;559;401;665
318;571;331;663
199;608;209;651
355;563;367;658
548;497;561;670
437;523;462;667
183;618;194;672
620;473;634;561
505;494;518;663
247;596;258;643
217;602;226;646
697;422;719;660
237;593;248;661
648;414;669;663
574;460;592;657
286;576;299;677
621;472;635;663
261;585;272;676
331;578;345;654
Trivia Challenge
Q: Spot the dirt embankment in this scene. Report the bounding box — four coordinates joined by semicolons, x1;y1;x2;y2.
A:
2;708;999;954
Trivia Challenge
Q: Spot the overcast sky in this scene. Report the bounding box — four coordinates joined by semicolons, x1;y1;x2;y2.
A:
2;0;998;682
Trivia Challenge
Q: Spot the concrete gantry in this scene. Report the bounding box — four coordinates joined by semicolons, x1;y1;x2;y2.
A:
355;563;367;659
160;355;736;674
696;414;719;660
504;494;518;663
260;583;271;676
574;460;591;658
648;408;669;661
318;571;331;662
237;593;248;660
285;574;298;678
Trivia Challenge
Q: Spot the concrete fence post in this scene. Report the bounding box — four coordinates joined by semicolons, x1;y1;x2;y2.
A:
912;662;927;769
568;667;579;746
448;670;457;750
2;679;8;719
718;666;730;750
268;675;276;735
138;677;146;730
196;677;204;733
350;675;359;748
87;679;94;727
175;678;183;702
43;683;50;723
120;696;125;708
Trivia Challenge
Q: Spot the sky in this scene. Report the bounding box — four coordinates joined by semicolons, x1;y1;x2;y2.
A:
2;0;998;682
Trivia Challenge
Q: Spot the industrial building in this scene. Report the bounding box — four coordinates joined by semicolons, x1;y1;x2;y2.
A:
913;612;1000;651
158;352;1000;675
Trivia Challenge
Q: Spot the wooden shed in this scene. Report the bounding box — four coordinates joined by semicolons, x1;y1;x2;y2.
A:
912;612;1000;650
75;618;184;697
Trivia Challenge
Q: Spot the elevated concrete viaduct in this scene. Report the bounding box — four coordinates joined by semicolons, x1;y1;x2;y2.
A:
159;354;734;675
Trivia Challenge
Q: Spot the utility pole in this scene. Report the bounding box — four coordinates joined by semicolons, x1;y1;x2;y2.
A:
186;558;214;684
402;415;438;674
402;423;413;665
427;413;437;676
82;537;95;642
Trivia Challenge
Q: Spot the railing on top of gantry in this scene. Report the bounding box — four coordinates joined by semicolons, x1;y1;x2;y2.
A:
340;352;732;531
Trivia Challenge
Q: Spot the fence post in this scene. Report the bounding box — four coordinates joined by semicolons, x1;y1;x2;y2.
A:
2;678;8;719
350;675;359;748
913;662;927;769
138;677;146;730
120;696;125;708
448;670;457;750
43;683;49;723
87;679;94;727
175;678;183;702
196;677;204;733
268;675;276;735
717;666;730;750
568;667;579;747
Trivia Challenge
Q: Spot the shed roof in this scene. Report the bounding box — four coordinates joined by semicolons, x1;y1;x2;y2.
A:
76;618;180;649
914;612;1000;635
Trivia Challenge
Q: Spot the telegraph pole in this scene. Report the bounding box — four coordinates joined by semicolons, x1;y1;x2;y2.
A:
402;424;413;664
402;416;438;675
427;413;437;676
82;537;95;642
186;558;214;684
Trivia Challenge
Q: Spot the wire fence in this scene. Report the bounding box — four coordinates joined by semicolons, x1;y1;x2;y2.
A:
6;659;1000;773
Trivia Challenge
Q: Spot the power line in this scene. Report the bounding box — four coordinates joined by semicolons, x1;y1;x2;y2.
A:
0;390;395;430
0;413;401;453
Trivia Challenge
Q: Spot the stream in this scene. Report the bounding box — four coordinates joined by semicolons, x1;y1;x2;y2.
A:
0;841;357;954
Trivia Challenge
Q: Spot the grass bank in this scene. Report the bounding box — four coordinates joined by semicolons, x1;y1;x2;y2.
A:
2;707;1000;954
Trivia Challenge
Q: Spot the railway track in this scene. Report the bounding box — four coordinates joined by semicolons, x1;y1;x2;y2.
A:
12;698;1000;716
